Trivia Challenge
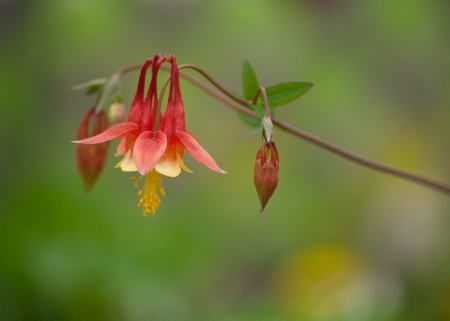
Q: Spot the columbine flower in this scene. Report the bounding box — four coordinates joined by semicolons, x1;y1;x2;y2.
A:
155;55;226;177
73;54;225;216
254;141;279;212
132;55;226;215
76;107;109;190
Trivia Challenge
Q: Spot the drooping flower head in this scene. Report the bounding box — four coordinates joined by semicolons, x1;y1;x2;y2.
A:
73;54;225;216
134;54;227;215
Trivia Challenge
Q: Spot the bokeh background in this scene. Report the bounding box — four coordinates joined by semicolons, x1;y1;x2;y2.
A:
1;0;450;320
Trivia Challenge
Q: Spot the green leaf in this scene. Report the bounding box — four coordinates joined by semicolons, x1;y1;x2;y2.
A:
237;111;261;128
96;74;121;111
242;59;260;101
86;84;104;96
72;78;107;96
265;81;313;108
236;126;261;139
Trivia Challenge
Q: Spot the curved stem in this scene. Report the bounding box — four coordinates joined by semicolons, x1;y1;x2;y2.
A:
260;87;270;117
177;64;251;107
116;63;143;77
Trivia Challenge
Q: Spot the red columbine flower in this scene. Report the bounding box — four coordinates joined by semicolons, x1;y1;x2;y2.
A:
155;55;226;177
73;54;225;216
132;55;226;215
76;107;109;190
254;141;279;212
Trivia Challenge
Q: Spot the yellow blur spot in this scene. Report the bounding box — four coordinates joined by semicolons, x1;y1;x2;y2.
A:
272;245;368;319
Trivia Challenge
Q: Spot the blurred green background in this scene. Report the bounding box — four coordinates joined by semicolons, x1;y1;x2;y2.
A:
1;0;450;320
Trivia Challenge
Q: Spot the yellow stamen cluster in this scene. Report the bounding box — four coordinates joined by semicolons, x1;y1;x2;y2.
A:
132;170;165;216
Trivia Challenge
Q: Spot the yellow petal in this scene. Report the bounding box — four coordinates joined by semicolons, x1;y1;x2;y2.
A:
155;159;181;177
115;150;137;172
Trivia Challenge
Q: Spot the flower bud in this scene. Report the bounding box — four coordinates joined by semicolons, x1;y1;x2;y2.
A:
108;102;126;125
262;114;273;142
77;107;110;190
253;141;279;212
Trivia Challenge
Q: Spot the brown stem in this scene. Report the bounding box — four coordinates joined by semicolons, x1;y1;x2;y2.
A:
271;118;450;195
177;64;251;107
116;63;143;76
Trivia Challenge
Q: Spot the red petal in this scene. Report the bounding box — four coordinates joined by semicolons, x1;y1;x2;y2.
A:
128;59;153;123
177;131;226;174
115;138;127;156
134;131;167;175
72;122;138;144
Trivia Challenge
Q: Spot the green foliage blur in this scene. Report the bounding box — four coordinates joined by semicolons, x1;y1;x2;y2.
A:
1;0;450;320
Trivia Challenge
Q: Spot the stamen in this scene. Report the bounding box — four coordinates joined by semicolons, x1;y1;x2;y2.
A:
131;176;140;189
134;170;165;216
